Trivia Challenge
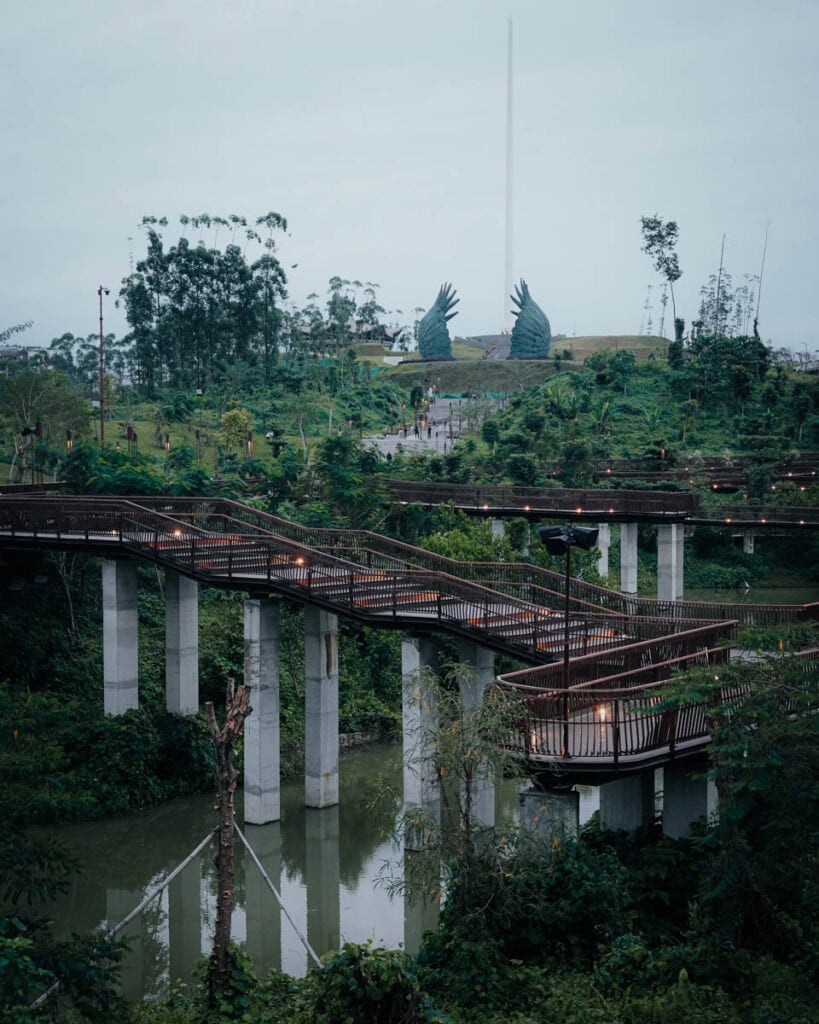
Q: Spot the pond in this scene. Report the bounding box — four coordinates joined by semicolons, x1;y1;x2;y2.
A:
43;742;586;1002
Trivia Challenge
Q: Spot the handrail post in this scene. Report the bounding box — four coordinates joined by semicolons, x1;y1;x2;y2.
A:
613;697;620;766
228;546;233;578
392;575;397;618
118;511;123;543
348;570;354;609
190;536;196;571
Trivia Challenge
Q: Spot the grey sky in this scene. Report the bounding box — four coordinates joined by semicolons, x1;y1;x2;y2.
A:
3;0;817;351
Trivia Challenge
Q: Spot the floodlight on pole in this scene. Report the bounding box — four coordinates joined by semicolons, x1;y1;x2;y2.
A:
537;524;599;757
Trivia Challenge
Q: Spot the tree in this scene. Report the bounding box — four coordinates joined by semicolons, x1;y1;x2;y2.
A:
219;406;253;454
640;216;682;338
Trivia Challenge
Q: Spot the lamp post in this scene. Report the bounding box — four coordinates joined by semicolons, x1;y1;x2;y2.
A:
98;285;110;444
538;524;598;757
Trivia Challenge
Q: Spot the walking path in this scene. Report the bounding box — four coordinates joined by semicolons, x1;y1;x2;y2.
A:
364;395;499;459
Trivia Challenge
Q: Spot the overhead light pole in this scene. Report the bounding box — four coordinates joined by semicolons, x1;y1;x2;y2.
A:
538;524;599;757
98;285;110;444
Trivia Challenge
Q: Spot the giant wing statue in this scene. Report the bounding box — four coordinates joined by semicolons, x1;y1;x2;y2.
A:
417;283;459;360
508;279;551;359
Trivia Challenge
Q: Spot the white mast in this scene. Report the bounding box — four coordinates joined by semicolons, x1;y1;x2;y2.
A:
504;17;514;330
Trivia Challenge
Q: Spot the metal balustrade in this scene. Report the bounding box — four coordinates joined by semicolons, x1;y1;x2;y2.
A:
0;496;718;663
383;478;819;528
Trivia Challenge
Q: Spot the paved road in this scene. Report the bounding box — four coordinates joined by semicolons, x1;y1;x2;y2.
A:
364;396;498;459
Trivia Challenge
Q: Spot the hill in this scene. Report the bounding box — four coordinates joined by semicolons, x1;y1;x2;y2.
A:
386;335;668;394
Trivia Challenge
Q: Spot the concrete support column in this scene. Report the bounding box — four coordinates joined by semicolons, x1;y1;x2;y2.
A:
491;518;505;541
305;807;340;959
657;524;684;601
743;531;755;555
519;788;579;840
402;636;439;847
304;607;339;809
662;764;718;838
521;521;531;559
165;572;199;715
102;559;139;715
599;771;655;832
244;598;281;825
596;522;611;578
458;641;496;829
245;823;282;975
619;523;638;595
168;858;201;983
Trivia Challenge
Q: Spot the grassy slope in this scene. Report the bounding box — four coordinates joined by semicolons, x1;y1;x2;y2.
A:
387;335;665;394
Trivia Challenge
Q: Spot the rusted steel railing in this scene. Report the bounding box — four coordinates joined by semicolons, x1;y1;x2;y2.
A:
0;496;717;663
384;479;696;519
115;496;810;628
384;478;819;529
498;647;818;768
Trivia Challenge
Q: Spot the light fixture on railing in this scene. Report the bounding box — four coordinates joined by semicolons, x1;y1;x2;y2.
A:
172;528;183;538
294;556;305;566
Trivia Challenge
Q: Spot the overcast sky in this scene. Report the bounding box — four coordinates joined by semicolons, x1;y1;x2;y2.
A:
2;0;817;352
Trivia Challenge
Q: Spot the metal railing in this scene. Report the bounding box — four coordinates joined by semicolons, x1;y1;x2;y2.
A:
114;496;810;628
0;496;717;663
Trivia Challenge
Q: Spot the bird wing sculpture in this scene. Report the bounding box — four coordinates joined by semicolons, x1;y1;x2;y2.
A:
509;279;551;359
417;283;459;360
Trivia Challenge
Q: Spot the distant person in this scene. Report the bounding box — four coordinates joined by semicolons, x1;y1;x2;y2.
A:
427;425;432;439
386;450;392;463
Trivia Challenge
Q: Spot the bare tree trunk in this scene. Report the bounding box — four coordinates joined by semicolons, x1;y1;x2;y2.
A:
206;679;252;1004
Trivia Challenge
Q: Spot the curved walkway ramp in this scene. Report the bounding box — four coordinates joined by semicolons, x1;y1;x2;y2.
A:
154;496;812;628
0;496;726;664
497;647;819;785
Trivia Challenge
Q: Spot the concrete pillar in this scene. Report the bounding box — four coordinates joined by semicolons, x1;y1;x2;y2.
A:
619;523;638;595
662;764;718;838
519;788;579;840
244;598;281;825
742;531;755;555
596;522;611;578
165;572;199;715
168;858;201;983
491;518;505;541
599;771;655;832
305;807;340;959
102;559;139;715
244;822;282;975
458;641;496;829
657;524;684;601
521;521;531;559
304;606;339;809
402;636;439;847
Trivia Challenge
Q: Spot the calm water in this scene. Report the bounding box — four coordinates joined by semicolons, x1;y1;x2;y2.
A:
42;743;563;1002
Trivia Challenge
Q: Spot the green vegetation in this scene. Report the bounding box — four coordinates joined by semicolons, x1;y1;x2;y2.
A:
3;214;819;1019
114;656;819;1023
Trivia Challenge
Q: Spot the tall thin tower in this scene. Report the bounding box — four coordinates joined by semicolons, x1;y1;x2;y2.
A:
504;17;514;329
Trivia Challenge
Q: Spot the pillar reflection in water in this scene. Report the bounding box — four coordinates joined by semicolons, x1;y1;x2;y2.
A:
244;822;282;974
168;858;202;985
106;887;145;1001
403;852;439;956
305;806;340;959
